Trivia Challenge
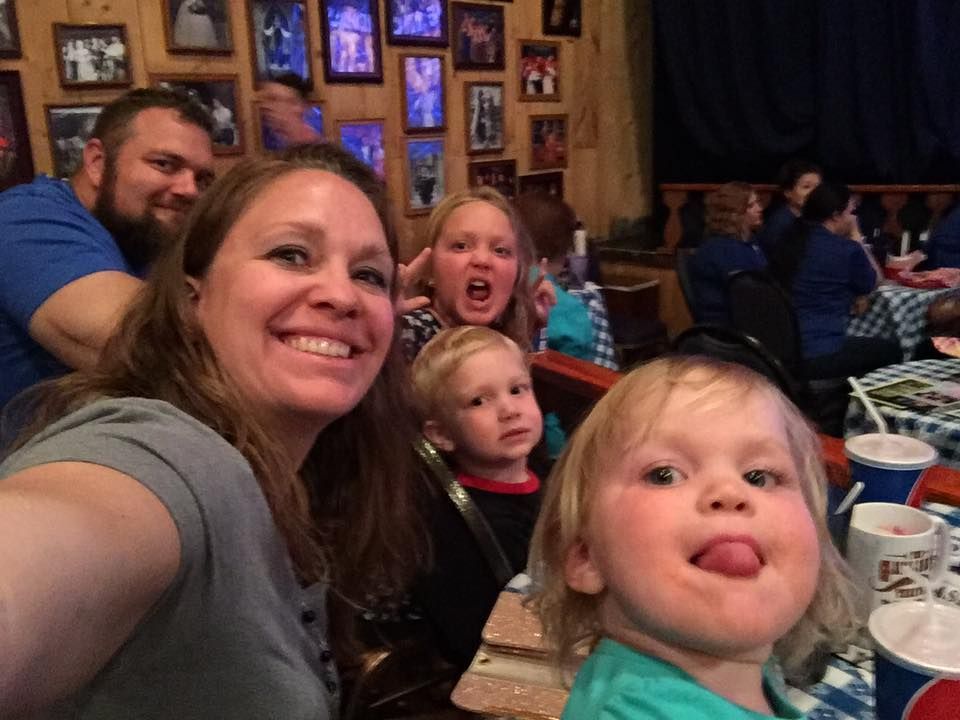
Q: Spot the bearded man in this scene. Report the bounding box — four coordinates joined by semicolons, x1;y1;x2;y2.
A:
0;88;215;411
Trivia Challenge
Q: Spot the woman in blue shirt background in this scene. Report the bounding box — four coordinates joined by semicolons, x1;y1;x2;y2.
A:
769;182;901;378
688;182;766;324
757;160;822;257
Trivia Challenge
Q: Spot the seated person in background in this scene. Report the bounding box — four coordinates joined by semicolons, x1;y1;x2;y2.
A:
757;160;822;256
514;191;618;371
914;289;960;359
0;88;216;412
256;72;324;150
399;187;554;361
924;201;960;270
688;182;765;324
410;326;544;669
769;182;901;378
529;356;858;719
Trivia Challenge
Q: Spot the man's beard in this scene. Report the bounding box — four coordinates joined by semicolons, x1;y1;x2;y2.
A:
92;162;175;273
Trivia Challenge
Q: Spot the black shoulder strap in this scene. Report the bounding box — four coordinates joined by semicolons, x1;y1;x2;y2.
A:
414;438;515;588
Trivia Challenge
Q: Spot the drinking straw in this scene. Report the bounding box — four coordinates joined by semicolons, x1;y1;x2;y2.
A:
847;376;889;434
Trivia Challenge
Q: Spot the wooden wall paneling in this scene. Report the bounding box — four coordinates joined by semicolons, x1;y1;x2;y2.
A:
3;0;655;265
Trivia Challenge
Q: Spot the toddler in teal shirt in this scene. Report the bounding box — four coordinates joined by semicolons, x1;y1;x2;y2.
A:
528;356;859;718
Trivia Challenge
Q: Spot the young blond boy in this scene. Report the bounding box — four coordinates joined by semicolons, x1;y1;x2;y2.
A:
410;326;544;667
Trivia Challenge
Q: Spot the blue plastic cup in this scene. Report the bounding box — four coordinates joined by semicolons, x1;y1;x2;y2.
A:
869;601;960;720
844;434;937;505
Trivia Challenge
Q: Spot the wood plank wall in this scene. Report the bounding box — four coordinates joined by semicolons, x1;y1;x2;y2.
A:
1;0;652;261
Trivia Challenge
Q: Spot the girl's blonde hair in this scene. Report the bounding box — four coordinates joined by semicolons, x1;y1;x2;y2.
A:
527;355;859;683
424;187;537;350
411;325;525;423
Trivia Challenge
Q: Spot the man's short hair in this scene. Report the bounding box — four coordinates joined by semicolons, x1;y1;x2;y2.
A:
91;87;215;158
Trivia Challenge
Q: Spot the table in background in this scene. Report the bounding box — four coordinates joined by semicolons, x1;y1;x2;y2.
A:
844;358;960;468
847;283;953;360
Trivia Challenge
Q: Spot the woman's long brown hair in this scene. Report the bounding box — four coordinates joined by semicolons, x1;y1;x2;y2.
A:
9;144;426;635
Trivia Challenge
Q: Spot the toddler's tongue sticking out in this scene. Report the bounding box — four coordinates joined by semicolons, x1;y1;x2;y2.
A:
692;539;763;578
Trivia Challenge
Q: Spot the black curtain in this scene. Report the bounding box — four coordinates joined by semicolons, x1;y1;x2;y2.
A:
653;0;960;184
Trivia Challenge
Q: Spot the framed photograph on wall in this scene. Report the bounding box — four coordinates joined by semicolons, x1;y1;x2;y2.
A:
45;104;103;178
543;0;581;37
256;100;324;151
0;0;22;58
386;0;447;46
468;158;516;199
338;119;386;179
54;24;132;89
248;0;312;86
0;71;33;190
151;74;244;155
400;54;445;133
404;137;445;215
519;170;564;199
530;113;567;170
464;81;503;155
519;40;560;101
163;0;233;54
451;2;504;70
321;0;383;84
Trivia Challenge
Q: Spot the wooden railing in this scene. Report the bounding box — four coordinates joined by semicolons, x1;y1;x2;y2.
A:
530;350;960;505
659;182;960;252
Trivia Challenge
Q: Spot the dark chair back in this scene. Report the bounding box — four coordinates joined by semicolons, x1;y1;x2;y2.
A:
672;324;804;404
674;249;699;322
726;269;804;376
599;281;669;366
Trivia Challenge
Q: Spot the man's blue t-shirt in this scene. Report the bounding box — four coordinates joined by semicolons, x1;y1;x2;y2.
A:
0;175;131;409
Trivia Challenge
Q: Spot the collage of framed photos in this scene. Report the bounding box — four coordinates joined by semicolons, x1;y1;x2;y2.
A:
0;0;581;205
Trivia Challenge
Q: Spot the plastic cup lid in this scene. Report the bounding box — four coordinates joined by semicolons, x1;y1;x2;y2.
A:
844;433;938;471
869;601;960;678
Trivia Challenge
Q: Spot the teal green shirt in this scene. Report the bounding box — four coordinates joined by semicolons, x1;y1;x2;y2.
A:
562;639;804;720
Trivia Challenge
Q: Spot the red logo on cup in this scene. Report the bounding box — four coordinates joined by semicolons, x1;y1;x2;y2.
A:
903;678;960;719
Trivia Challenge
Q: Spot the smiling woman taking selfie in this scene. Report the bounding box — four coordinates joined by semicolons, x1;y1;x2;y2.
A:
0;143;423;718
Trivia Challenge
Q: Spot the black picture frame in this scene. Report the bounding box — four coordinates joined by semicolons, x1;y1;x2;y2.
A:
163;0;233;55
400;53;445;133
451;2;505;70
151;74;245;155
464;81;504;155
54;23;133;89
468;158;516;199
45;103;104;178
247;0;313;87
0;0;22;58
0;70;34;190
320;0;384;84
518;170;564;200
386;0;448;47
543;0;581;37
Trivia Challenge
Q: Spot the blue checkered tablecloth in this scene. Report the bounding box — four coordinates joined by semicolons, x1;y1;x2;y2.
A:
534;282;619;371
785;501;960;719
844;358;960;468
847;284;953;360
